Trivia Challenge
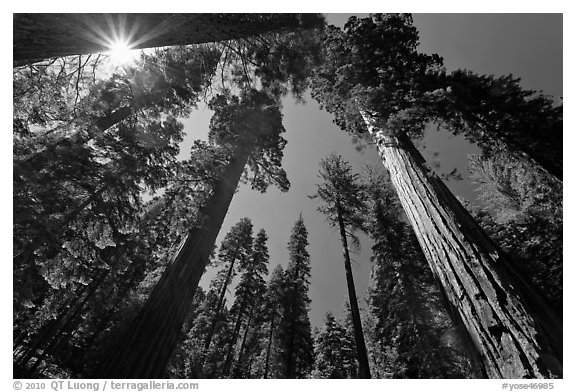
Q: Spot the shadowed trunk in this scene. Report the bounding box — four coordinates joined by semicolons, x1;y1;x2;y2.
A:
235;305;254;376
264;315;275;379
93;144;252;378
223;299;247;375
360;109;562;378
336;202;371;379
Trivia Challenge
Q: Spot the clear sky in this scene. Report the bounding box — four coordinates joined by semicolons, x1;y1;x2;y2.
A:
179;14;563;328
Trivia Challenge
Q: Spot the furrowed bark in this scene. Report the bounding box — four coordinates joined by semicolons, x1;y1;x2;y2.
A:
359;109;562;378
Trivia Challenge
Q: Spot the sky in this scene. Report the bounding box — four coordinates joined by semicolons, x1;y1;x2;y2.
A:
173;13;563;328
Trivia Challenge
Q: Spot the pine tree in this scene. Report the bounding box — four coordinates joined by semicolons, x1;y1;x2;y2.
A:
310;153;371;378
202;218;254;364
223;229;269;377
277;216;315;378
312;312;358;378
260;264;285;379
311;14;561;377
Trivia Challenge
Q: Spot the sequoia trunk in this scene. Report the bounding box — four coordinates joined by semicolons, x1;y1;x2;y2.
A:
93;145;252;379
14;14;322;66
360;109;562;378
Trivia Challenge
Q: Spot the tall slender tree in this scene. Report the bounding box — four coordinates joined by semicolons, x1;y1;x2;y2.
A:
261;264;285;379
310;153;371;378
311;14;562;378
222;229;269;376
202;218;254;362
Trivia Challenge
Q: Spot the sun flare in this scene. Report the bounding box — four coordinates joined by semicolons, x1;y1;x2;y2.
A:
108;39;138;66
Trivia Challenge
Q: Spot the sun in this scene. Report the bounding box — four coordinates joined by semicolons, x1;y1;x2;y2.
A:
108;39;139;66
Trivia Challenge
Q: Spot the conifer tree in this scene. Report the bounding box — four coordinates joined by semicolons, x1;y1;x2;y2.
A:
277;216;315;378
202;218;254;363
94;90;288;378
310;153;371;378
260;264;285;379
362;168;477;378
223;229;269;376
312;312;358;378
311;14;561;377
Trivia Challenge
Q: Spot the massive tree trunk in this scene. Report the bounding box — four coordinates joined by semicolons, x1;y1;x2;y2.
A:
335;202;371;379
13;13;323;66
93;144;252;379
359;109;562;378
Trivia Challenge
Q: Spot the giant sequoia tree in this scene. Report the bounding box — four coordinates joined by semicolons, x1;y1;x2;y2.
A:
311;14;561;378
362;168;477;378
94;89;289;378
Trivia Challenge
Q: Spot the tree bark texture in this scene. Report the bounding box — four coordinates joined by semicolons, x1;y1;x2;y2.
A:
13;14;322;66
336;203;371;379
93;145;252;378
359;109;562;378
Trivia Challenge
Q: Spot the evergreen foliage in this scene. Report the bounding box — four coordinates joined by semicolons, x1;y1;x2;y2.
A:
277;216;315;378
312;312;358;378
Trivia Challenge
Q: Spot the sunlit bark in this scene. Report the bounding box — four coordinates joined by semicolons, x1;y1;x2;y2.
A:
360;108;562;378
